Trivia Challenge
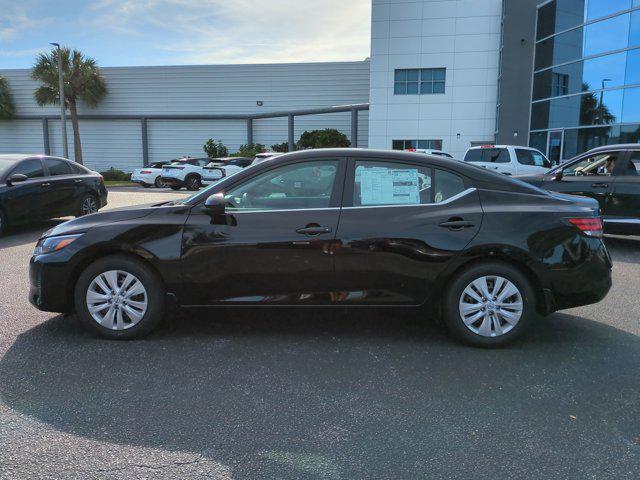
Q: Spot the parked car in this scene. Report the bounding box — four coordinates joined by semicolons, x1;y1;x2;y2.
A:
201;157;253;183
29;149;612;347
516;144;640;235
160;157;211;191
131;161;172;188
405;148;453;158
0;154;107;235
463;145;552;176
251;152;284;166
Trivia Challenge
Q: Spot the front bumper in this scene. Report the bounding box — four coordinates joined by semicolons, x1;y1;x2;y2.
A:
29;251;75;313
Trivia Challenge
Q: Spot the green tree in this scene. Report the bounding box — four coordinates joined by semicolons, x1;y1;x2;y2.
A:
31;47;107;164
234;143;267;157
203;138;229;158
580;82;615;125
271;141;290;153
0;75;16;119
298;128;350;149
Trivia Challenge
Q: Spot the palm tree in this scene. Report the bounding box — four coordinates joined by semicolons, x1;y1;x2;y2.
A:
31;47;107;164
0;75;16;119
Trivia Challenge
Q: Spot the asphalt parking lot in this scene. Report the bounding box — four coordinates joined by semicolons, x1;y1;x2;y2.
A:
0;187;639;479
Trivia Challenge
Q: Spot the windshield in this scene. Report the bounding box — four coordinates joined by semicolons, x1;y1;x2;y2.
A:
0;159;17;178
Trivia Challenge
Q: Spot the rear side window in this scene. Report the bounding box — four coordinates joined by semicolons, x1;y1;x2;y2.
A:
354;161;432;206
624;151;640;175
70;163;89;174
45;158;73;176
434;169;466;203
11;159;44;178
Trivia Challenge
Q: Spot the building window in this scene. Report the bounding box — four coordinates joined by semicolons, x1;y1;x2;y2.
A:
551;73;569;97
394;68;446;95
392;139;443;150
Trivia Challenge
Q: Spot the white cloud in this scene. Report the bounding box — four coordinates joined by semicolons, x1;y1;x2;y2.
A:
88;0;371;64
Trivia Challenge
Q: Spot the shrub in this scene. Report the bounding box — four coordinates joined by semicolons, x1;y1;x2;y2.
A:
203;138;229;158
100;168;131;181
298;129;350;149
234;143;267;157
271;142;291;153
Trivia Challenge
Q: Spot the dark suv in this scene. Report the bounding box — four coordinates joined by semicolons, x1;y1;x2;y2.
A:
517;144;640;235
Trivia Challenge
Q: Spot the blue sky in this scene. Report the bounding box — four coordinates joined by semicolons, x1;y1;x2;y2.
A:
0;0;371;69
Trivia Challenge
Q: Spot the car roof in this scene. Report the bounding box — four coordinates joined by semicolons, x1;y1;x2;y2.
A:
584;143;640;154
0;154;72;162
467;145;539;150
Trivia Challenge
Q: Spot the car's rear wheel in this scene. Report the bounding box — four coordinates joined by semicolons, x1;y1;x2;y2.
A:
77;193;99;217
442;262;535;347
186;175;201;191
74;255;165;339
154;176;165;188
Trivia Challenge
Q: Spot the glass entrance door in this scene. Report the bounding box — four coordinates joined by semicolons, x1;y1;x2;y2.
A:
547;130;564;165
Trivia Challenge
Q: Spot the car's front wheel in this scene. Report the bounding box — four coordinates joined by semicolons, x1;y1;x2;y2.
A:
442;262;535;347
74;255;165;339
185;175;201;191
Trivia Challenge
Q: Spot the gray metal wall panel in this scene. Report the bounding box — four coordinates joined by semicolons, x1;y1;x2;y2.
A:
0;120;44;154
147;120;246;164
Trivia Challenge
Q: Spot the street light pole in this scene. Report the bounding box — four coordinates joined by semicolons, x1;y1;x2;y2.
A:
50;43;68;159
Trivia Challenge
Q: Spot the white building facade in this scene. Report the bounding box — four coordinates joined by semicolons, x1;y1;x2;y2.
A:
367;0;503;158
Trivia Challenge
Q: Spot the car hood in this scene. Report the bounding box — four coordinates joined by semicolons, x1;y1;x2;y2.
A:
42;202;170;238
513;174;550;187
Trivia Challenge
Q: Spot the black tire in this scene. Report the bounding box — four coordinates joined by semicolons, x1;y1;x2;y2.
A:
154;176;165;188
170;185;182;191
0;209;7;236
442;262;536;348
76;193;99;217
74;254;165;340
185;175;201;191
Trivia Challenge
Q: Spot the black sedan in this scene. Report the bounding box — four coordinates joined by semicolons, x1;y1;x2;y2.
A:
517;144;640;235
0;154;108;234
29;149;612;347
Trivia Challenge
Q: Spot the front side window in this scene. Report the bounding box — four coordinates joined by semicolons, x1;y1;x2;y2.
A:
515;149;552;168
562;152;618;176
224;160;339;210
354;161;432;206
394;68;446;95
11;159;44;178
45;158;73;176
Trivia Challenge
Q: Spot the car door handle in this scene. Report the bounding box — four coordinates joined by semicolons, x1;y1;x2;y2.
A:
296;225;332;236
591;183;609;188
75;179;84;183
41;182;51;188
439;219;475;229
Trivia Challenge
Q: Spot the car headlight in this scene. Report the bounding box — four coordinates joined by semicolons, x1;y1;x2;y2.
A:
34;234;83;255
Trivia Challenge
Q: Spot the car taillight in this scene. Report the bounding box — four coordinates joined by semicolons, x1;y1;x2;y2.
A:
99;175;104;183
140;170;152;174
568;217;603;238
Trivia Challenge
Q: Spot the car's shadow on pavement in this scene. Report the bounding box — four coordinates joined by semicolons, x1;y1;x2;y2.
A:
1;310;639;479
0;220;65;249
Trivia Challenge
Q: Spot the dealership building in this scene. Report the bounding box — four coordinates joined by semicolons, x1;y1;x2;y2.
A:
1;0;639;171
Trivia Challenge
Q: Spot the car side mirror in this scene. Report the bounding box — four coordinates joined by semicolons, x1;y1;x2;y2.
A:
204;192;226;215
553;170;563;181
6;173;28;187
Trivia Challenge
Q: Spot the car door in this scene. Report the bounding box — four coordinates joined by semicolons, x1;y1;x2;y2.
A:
542;150;617;215
605;150;640;234
179;157;346;305
331;158;483;305
43;157;78;217
2;158;48;223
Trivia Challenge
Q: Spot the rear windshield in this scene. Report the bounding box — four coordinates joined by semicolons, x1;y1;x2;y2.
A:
464;148;509;163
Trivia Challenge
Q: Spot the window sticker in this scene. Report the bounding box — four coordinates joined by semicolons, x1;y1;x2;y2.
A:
359;167;420;205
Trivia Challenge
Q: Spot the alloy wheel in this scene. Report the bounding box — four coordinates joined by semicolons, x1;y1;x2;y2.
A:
86;270;148;330
81;196;98;215
458;275;523;337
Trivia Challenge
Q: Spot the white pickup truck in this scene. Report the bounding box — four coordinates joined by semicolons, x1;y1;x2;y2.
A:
462;145;552;176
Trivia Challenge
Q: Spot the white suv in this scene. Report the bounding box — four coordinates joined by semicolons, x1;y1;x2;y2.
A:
201;157;253;183
161;157;211;191
131;161;171;188
463;145;552;176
